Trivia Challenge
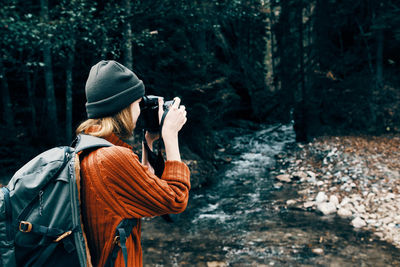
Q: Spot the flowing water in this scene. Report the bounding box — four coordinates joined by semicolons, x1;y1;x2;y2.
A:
142;124;400;266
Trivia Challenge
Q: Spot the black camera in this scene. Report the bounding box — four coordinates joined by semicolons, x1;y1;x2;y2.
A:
140;95;174;133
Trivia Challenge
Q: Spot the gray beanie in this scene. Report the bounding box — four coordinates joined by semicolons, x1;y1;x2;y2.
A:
85;60;145;118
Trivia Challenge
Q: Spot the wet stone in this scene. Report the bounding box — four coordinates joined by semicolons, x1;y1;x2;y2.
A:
317;202;337;215
351;217;367;228
315;192;328;203
312;248;324;255
337;207;353;218
276;174;291;183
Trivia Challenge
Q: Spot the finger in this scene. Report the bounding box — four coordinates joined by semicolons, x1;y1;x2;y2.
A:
158;97;164;122
179;105;186;111
158;97;164;109
172;97;181;109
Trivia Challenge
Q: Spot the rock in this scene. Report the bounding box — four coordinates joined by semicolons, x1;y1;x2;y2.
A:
292;171;308;180
329;195;339;207
382;217;393;225
308;177;317;184
286;199;297;206
276;174;291;183
298;189;309;195
317;202;337;215
315;192;328;203
312;248;324;255
354;204;366;213
351;217;367;228
339;197;351;207
337;207;353;218
306;171;316;179
341;176;350;183
207;262;227;267
329;187;337;192
224;157;232;163
386;193;396;200
304;201;315;208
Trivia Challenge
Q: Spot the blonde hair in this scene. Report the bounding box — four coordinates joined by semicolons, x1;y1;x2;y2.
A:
76;104;135;139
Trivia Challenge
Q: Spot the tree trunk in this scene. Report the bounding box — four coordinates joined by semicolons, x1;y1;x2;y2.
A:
376;27;384;89
122;0;133;69
296;0;308;142
40;0;58;143
264;2;274;91
213;27;230;59
66;43;75;142
0;58;14;130
315;0;331;69
25;69;37;138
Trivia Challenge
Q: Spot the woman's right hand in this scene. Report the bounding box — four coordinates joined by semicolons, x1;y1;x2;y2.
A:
159;97;187;139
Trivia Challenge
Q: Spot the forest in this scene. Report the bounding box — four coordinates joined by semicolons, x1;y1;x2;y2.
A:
1;0;400;181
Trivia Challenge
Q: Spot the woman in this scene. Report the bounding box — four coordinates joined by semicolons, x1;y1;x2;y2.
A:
76;60;190;266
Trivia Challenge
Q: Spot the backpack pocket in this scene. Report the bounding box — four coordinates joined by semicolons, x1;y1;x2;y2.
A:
14;177;71;248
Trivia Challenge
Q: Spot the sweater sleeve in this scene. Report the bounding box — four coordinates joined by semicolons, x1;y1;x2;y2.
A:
96;146;191;218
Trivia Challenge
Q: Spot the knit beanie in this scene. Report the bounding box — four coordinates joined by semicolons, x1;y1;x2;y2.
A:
85;60;145;118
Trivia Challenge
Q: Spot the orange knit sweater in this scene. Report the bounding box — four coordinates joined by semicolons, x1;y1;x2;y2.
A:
80;133;190;267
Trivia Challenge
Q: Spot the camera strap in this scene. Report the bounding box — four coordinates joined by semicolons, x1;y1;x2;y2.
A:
142;107;170;177
143;135;165;178
159;108;169;136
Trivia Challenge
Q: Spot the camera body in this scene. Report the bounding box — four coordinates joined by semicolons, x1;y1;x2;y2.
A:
140;95;173;133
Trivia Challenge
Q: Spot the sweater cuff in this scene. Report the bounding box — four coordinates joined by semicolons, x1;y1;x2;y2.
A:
162;161;191;188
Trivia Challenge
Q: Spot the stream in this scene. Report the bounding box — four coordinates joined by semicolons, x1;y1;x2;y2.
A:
141;124;400;266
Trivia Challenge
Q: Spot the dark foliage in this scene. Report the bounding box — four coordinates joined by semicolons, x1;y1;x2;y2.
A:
1;0;400;180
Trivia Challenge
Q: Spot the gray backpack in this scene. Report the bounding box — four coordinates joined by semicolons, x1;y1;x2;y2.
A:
0;134;135;267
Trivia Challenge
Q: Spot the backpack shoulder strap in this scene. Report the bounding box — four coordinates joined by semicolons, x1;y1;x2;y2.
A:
74;134;113;153
104;218;138;267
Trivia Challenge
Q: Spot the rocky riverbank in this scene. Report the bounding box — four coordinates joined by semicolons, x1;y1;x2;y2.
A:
271;134;400;249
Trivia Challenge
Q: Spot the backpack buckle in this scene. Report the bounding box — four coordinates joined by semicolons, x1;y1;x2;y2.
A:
54;230;72;242
19;221;33;233
113;235;121;247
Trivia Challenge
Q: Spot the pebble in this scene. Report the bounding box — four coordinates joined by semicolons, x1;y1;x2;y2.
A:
311;248;324;255
339;197;350;207
307;171;316;179
317;202;337;215
273;135;400;248
292;171;307;180
276;174;291;183
337;207;353;218
304;201;315;208
315;192;328;203
351;217;367;228
329;195;339;206
207;262;227;267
